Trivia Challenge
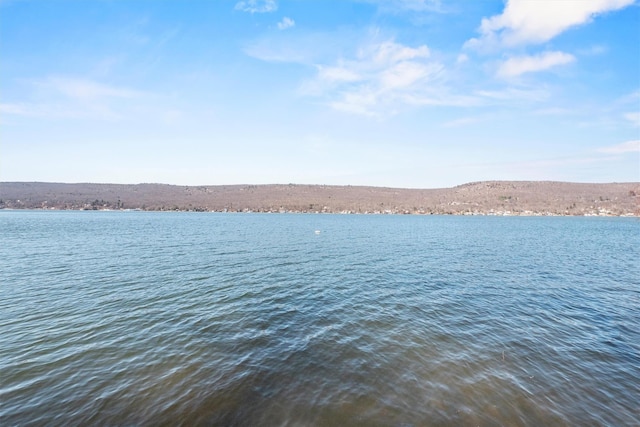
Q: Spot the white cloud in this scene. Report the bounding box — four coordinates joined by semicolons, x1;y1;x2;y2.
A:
466;0;635;48
456;54;468;64
533;107;574;116
597;140;640;153
624;112;640;127
386;0;441;11
380;61;433;89
235;0;277;14
367;41;430;65
248;28;566;116
1;77;149;122
474;87;550;103
330;90;379;116
246;32;493;114
497;51;576;78
40;77;143;100
359;0;445;13
244;31;350;64
277;17;295;30
303;39;452;115
0;103;29;115
577;44;608;56
442;116;484;128
317;65;362;83
0;101;122;120
617;90;640;105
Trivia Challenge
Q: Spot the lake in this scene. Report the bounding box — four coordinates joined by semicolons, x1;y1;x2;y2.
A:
1;211;638;426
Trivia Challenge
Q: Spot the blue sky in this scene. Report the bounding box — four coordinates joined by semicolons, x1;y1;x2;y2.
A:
1;0;638;188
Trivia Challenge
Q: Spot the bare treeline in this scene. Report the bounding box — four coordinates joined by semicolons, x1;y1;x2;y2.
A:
1;181;638;216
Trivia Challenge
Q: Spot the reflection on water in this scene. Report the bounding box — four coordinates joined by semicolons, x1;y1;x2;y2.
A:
1;211;638;426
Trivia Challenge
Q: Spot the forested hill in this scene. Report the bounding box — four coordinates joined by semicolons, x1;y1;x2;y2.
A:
1;181;638;216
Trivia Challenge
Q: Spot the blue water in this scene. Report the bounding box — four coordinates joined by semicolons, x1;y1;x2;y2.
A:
1;211;639;426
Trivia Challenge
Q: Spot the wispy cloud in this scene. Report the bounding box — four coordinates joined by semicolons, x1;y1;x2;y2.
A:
0;103;30;115
616;90;640;105
244;5;632;118
466;0;635;49
2;77;148;121
577;44;608;56
533;107;574;116
624;111;640;127
249;29;562;115
0;101;122;120
456;54;469;64
497;51;575;78
442;116;484;128
37;77;144;100
277;17;295;30
316;65;361;83
597;140;640;154
474;86;550;103
235;0;277;14
244;30;348;64
301;39;458;115
359;0;444;13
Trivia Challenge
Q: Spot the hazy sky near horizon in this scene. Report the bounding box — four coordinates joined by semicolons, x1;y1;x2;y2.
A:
1;0;639;188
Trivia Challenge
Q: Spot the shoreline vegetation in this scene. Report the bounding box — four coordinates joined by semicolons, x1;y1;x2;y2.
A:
1;181;638;217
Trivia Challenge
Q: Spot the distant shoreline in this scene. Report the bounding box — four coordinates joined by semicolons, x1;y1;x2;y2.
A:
1;181;638;217
2;208;638;218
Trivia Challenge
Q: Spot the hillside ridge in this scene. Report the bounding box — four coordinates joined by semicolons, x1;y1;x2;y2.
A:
1;181;638;216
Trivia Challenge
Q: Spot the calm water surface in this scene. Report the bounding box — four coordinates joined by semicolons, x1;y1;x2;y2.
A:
1;211;639;426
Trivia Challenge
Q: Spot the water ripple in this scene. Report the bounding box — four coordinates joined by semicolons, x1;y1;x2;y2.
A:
1;212;639;426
